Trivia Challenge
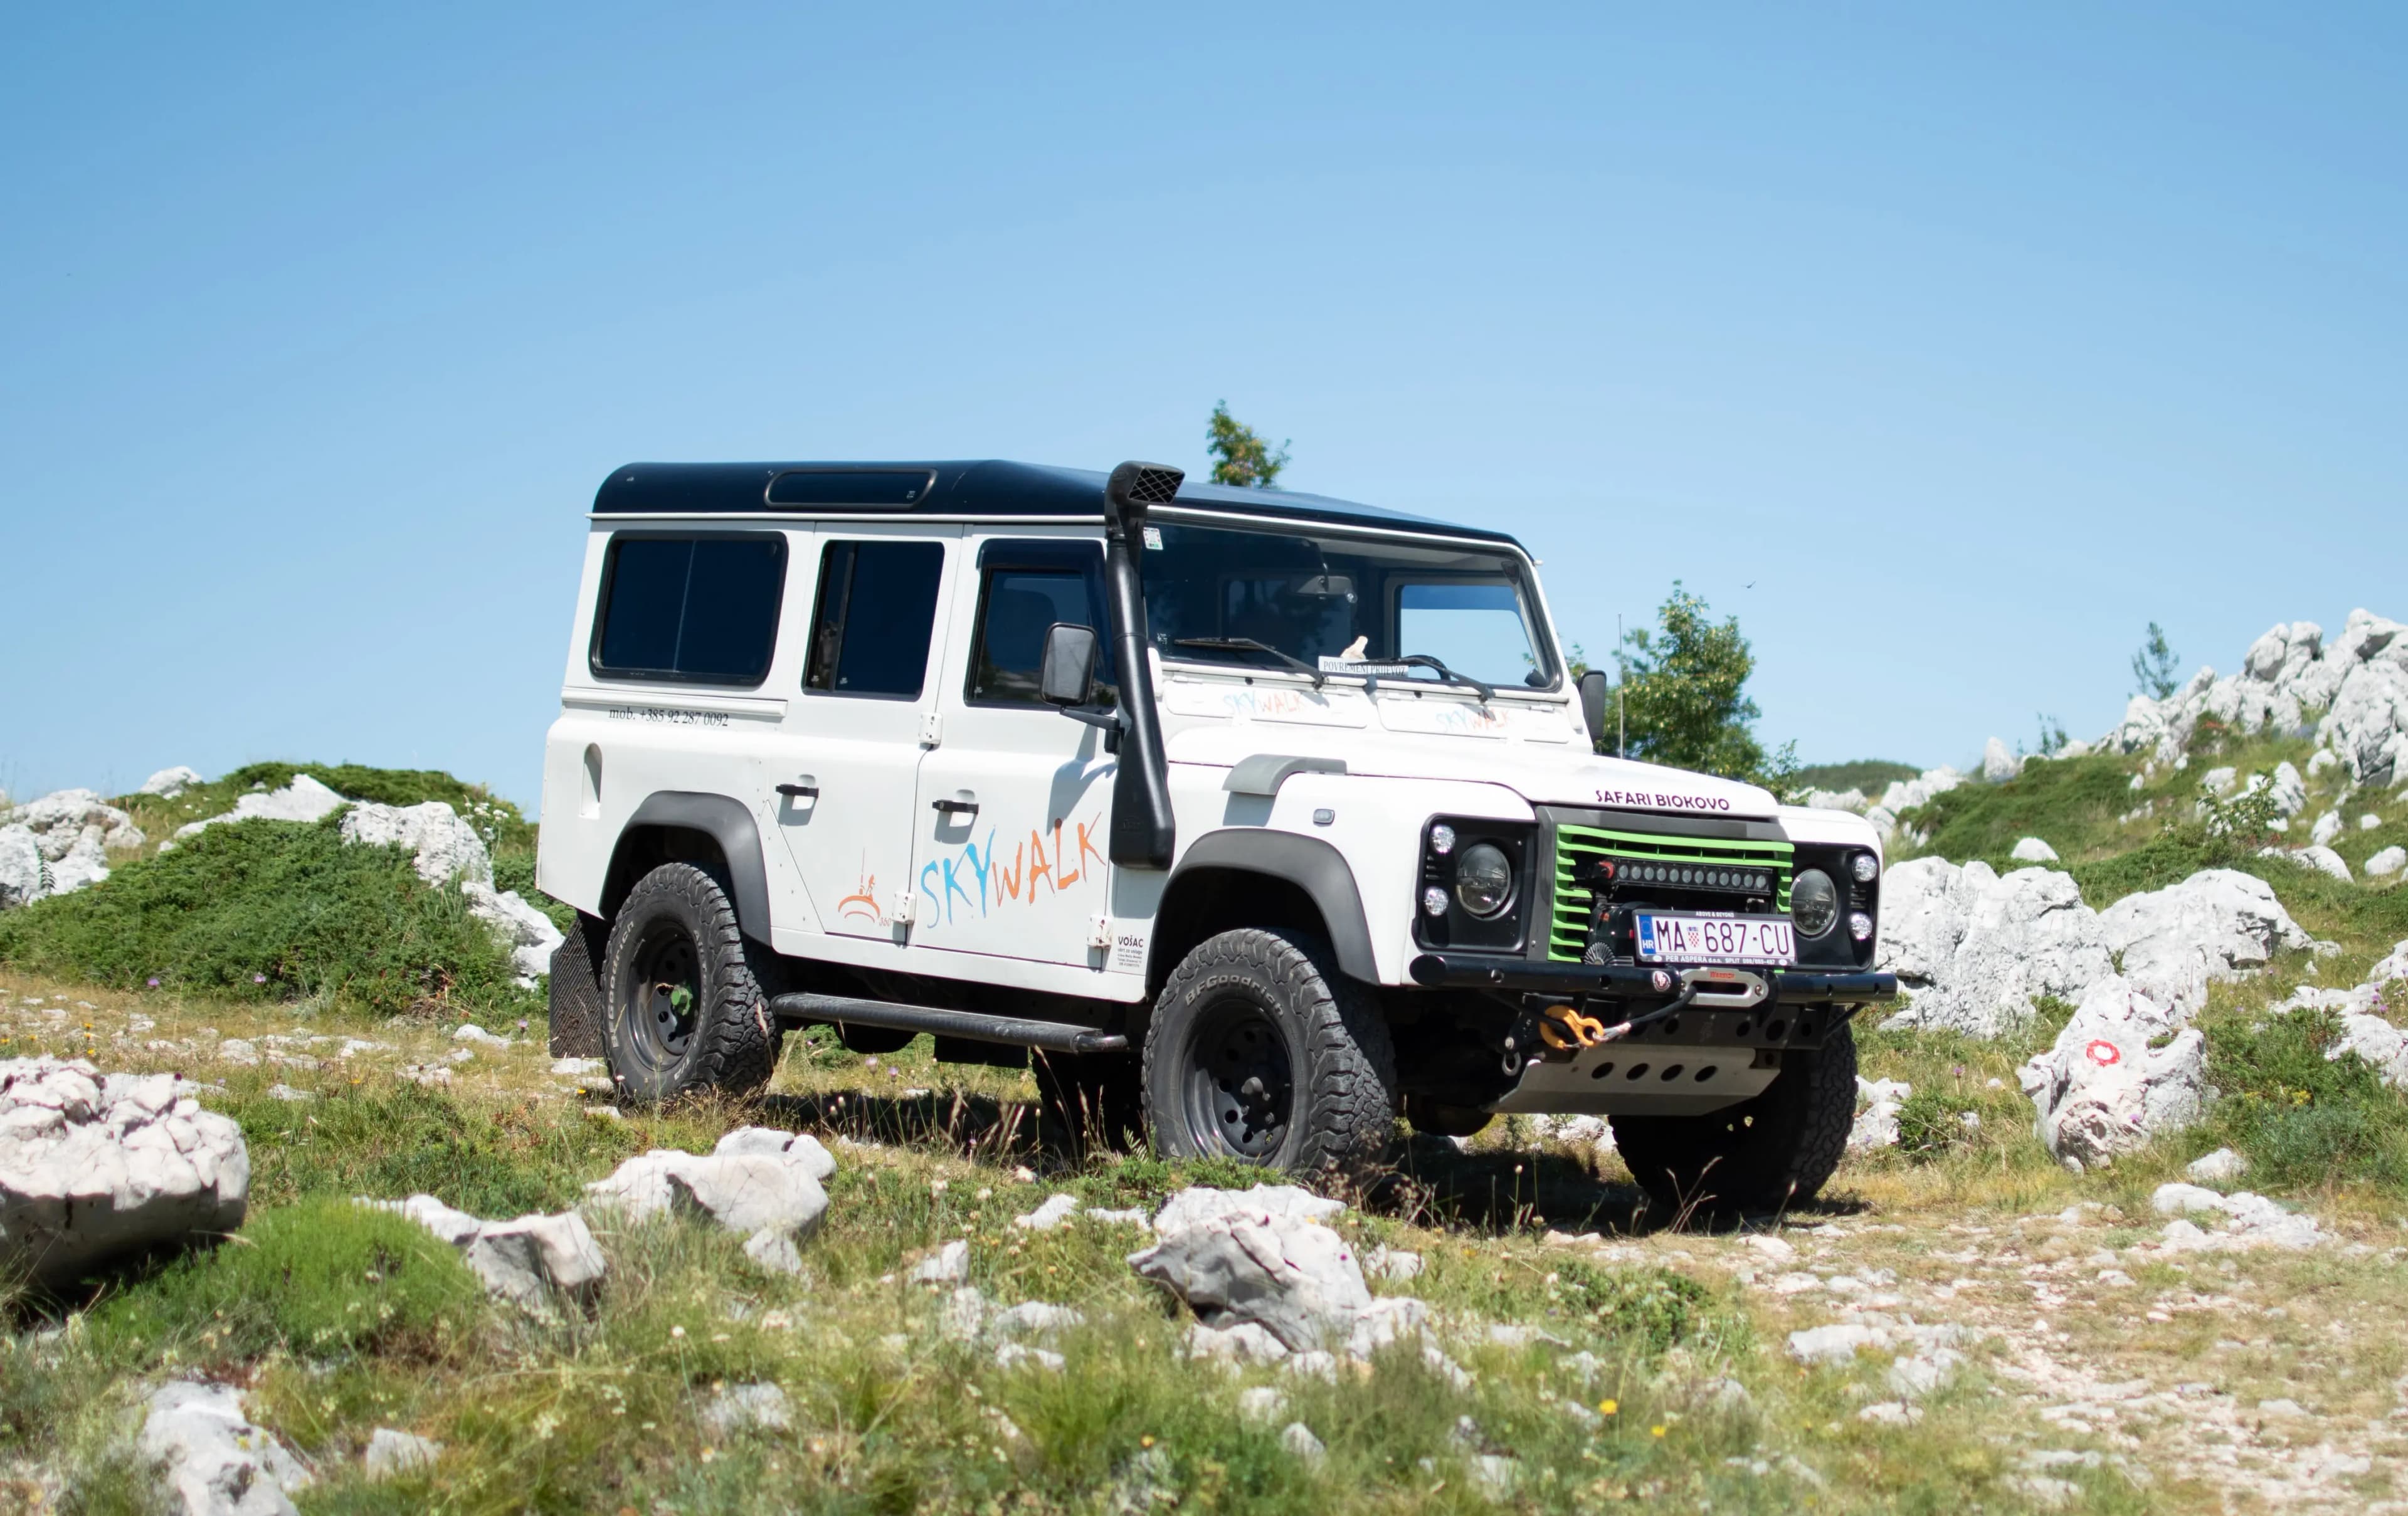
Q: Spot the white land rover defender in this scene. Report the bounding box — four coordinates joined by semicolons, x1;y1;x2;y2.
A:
537;460;1894;1211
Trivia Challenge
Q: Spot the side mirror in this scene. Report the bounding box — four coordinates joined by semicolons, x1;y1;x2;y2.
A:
1577;669;1612;747
1040;623;1100;707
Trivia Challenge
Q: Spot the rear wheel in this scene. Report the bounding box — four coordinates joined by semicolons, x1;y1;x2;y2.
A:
1610;1018;1857;1218
1143;927;1396;1175
601;863;783;1103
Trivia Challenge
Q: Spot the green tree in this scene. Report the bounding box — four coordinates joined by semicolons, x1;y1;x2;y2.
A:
2131;622;2181;701
1205;401;1290;488
1615;584;1792;787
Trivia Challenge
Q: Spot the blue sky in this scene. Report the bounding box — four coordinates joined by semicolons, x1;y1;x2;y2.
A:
4;3;2403;804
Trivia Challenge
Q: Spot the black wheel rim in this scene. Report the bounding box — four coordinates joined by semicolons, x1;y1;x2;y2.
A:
620;921;699;1073
1180;996;1292;1159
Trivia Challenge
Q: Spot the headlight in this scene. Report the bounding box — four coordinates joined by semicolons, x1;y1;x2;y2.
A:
1850;852;1880;883
1791;868;1839;937
1849;910;1875;941
1428;823;1457;855
1453;843;1514;918
1422;886;1450;917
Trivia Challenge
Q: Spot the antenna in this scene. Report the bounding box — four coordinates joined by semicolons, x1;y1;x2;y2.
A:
1615;612;1626;758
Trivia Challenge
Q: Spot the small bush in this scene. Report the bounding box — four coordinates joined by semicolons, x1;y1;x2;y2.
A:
1546;1259;1724;1355
90;1198;484;1365
0;816;531;1018
2202;1004;2408;1195
1893;1089;1976;1163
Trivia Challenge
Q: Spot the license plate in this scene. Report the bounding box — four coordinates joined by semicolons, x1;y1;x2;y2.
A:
1635;913;1795;966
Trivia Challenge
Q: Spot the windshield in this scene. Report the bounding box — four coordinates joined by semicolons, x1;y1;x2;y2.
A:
1138;520;1558;690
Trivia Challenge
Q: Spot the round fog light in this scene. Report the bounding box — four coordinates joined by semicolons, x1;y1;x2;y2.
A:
1850;852;1880;883
1429;823;1457;855
1422;886;1450;917
1849;911;1875;942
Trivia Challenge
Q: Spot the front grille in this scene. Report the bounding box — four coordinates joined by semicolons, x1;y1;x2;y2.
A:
1548;824;1795;962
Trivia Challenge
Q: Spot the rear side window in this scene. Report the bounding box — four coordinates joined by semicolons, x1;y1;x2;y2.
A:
591;534;786;685
806;540;946;698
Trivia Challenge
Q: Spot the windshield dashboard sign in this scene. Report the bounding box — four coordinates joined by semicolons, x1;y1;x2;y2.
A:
1593;787;1733;813
1316;657;1415;675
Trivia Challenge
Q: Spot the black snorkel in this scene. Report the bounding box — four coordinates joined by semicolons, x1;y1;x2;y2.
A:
1101;460;1182;869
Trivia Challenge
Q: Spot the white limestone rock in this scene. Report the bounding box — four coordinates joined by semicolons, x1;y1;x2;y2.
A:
0;789;142;903
0;826;44;909
361;1428;441;1482
358;1193;605;1310
1150;1184;1345;1234
139;766;204;799
2018;979;2209;1168
584;1147;830;1240
699;1382;791;1438
173;774;348;838
2368;846;2405;879
2187;1147;2248;1186
2010;836;2059;863
2311;811;2344;848
1876;860;2112;1036
1015;1192;1080;1231
1863;766;1962;843
911;1239;970;1284
341;801;492;888
1849;1077;1911;1152
2097;868;2311;1013
0;1058;250;1287
1130;1203;1426;1359
1982;738;2022;784
140;1381;312;1516
2321;622;2408;786
2290;845;2353;882
712;1125;837;1181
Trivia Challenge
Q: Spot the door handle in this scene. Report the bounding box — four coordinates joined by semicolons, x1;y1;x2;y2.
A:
776;782;819;799
931;796;979;816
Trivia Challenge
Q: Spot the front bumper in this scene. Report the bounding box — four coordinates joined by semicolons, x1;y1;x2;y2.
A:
1407;951;1898;1005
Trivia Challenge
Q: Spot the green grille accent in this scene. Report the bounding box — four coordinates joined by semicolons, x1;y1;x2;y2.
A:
1548;825;1796;961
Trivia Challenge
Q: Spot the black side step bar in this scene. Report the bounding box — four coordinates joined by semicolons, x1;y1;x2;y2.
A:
766;992;1128;1055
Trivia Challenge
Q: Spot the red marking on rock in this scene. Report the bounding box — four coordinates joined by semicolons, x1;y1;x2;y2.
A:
2086;1040;2122;1066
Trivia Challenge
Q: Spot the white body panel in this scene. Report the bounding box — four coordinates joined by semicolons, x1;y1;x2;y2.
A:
537;512;1865;1009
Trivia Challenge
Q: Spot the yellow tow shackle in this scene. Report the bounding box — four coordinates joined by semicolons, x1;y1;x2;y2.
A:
1538;1002;1609;1050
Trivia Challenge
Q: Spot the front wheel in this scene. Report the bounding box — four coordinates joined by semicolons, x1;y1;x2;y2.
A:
1610;1018;1858;1218
1143;927;1396;1175
601;863;783;1104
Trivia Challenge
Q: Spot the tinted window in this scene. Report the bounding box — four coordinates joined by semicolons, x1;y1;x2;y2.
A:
806;540;946;698
970;567;1117;707
592;534;786;685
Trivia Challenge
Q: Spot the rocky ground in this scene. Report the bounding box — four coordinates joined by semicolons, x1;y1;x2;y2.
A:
9;968;2408;1514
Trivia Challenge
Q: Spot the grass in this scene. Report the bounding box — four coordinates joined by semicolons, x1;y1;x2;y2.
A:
0;814;538;1021
4;975;2198;1514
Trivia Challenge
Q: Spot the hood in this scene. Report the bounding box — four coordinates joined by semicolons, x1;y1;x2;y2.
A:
1166;719;1781;820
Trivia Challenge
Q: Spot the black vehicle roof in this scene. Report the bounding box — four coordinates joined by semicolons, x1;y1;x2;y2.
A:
589;460;1524;549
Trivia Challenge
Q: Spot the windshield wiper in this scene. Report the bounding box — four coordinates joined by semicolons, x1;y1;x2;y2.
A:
1170;637;1326;687
1397;654;1494;702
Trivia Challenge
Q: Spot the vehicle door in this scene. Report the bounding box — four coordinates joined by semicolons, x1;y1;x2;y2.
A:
762;525;961;942
908;534;1118;968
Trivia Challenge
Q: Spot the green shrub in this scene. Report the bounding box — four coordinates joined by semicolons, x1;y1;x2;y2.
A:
1893;1088;1978;1163
2202;1004;2408;1196
1904;753;2146;870
1792;759;1920;794
0;816;532;1018
1545;1259;1724;1355
90;1198;485;1364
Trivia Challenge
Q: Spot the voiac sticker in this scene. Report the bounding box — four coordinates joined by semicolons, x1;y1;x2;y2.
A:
1142;526;1164;550
1114;932;1146;971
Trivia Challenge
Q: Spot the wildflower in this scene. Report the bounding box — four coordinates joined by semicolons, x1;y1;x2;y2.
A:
253;974;267;984
146;977;160;988
1650;1424;1666;1438
1599;1399;1617;1415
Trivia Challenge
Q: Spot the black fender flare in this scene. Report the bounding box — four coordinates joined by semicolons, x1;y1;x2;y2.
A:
612;791;775;945
1161;829;1380;984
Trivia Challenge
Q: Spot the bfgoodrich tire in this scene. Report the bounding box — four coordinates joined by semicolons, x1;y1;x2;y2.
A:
1610;1018;1858;1218
600;863;783;1104
1144;928;1396;1176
